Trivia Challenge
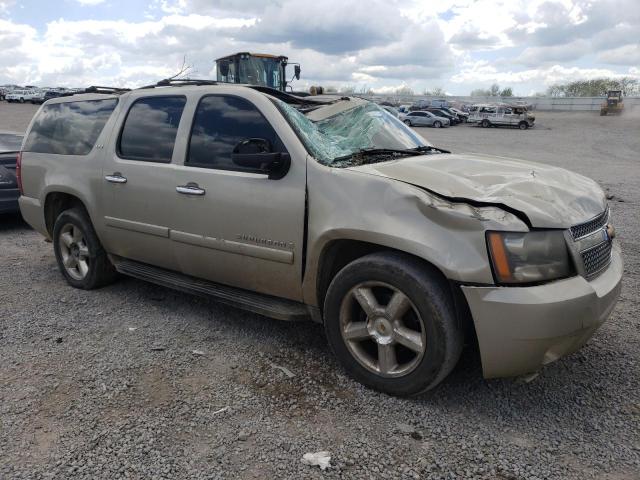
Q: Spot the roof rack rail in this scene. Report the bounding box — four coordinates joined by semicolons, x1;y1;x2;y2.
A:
247;85;325;105
138;78;219;89
83;86;131;94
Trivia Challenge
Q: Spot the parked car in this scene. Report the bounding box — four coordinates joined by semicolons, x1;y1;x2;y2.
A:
5;89;39;103
30;90;47;104
425;107;461;125
468;104;535;129
446;107;470;123
400;110;450;128
0;132;24;214
430;99;449;108
18;84;621;396
1;85;21;100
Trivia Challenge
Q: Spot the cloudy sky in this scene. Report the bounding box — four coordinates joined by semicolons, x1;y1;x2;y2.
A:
1;0;638;95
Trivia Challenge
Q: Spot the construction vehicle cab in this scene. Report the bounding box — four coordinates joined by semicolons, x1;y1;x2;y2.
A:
216;52;300;92
600;90;623;116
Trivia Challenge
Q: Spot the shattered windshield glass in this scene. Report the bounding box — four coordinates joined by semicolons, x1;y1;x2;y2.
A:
274;99;430;166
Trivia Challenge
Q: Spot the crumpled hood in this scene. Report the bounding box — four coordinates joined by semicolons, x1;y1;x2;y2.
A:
352;153;606;228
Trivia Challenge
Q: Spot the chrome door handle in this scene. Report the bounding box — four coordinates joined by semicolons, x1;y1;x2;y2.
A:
105;173;127;184
176;183;205;196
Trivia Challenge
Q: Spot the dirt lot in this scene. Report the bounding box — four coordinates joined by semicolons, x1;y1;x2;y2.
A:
1;106;638;479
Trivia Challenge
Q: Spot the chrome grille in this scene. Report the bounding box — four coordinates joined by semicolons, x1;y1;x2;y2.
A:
570;207;609;240
581;240;612;278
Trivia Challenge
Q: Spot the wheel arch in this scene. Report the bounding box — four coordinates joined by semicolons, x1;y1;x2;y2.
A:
44;191;91;237
312;238;475;344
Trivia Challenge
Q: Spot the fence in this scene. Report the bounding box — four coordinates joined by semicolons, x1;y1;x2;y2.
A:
358;94;640;112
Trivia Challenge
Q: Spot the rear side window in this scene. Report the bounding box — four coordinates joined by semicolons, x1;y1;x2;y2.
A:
118;96;186;162
24;99;118;155
187;95;284;171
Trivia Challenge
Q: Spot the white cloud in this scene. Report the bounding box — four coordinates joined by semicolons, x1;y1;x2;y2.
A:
0;0;638;94
452;63;640;88
75;0;107;5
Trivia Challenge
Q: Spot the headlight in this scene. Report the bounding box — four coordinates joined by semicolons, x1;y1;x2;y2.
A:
486;231;573;285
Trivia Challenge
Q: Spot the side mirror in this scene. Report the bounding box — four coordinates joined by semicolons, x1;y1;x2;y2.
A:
231;138;291;180
233;137;272;154
219;60;230;77
294;65;301;80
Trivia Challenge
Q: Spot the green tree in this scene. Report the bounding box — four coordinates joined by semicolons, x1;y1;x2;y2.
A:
395;85;415;96
500;87;513;97
424;87;446;96
470;88;490;96
546;77;639;97
471;84;505;96
546;84;565;97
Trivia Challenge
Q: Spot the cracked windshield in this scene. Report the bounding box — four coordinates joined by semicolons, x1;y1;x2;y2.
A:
276;99;435;166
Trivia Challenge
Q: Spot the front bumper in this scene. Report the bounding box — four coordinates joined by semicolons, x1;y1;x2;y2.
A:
462;243;622;378
0;187;20;214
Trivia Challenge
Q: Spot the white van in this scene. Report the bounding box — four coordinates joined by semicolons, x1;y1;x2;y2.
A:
468;104;535;129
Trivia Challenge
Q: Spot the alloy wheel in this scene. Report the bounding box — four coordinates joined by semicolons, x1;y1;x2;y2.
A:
339;281;427;378
58;224;90;280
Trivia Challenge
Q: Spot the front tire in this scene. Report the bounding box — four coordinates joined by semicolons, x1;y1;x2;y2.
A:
53;207;118;290
433;121;442;128
403;119;412;126
324;252;463;396
518;121;529;130
481;119;490;128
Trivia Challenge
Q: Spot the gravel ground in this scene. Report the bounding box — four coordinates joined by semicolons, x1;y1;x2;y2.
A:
1;108;639;479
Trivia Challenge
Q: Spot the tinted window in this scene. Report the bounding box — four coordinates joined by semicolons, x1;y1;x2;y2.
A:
24;99;117;155
187;95;284;172
119;96;186;162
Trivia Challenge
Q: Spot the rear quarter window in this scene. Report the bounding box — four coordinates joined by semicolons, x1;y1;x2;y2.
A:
118;96;186;162
24;99;118;156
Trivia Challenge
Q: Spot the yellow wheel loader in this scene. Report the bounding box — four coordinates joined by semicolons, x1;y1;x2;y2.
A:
600;90;623;116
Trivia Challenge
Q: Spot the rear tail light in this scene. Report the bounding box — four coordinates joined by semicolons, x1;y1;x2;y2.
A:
16;151;23;194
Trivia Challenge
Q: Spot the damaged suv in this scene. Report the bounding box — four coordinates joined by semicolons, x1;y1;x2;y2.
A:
18;82;622;396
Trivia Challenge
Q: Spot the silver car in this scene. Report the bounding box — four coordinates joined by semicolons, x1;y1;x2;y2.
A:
401;111;450;128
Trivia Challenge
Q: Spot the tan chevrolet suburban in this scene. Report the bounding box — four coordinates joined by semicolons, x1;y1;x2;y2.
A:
17;81;622;396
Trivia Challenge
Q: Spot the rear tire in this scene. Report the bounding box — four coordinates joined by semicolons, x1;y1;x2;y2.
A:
433;121;442;128
481;119;490;128
53;207;118;290
323;252;463;396
19;98;24;103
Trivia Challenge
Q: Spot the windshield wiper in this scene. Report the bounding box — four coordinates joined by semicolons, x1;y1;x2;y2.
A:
332;148;424;163
409;145;451;154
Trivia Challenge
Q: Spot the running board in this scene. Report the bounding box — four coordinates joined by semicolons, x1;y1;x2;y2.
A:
111;257;310;322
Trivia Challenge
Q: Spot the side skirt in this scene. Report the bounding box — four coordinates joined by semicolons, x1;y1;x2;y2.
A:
111;256;311;322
